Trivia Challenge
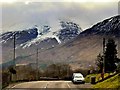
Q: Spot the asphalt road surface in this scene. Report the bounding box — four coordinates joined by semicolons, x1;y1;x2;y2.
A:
7;81;93;89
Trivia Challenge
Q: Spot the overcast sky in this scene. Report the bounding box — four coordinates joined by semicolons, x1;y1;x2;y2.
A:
0;0;119;33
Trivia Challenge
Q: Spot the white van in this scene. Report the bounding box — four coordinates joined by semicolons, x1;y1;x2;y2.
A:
72;73;85;84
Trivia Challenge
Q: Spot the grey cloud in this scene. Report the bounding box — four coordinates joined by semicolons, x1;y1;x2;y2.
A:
1;2;118;33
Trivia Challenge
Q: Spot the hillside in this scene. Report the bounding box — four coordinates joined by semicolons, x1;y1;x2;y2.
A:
1;15;120;70
93;74;120;88
34;15;120;69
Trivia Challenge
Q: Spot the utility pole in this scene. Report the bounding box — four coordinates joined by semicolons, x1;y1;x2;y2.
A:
36;48;39;80
13;34;16;67
102;38;106;79
11;33;16;81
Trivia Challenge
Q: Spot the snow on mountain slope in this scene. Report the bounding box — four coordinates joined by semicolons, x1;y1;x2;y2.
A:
0;27;38;45
57;21;82;42
1;21;82;49
19;25;52;48
21;21;82;48
81;15;120;37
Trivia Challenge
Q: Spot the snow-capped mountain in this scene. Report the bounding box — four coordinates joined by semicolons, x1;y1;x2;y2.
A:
57;21;82;42
1;21;81;49
0;27;38;45
1;21;82;65
2;15;120;69
81;15;120;37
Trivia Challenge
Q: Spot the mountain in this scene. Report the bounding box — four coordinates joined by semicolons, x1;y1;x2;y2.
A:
32;15;119;69
1;21;81;65
81;15;120;37
1;21;81;48
1;27;38;46
1;15;120;70
56;21;82;43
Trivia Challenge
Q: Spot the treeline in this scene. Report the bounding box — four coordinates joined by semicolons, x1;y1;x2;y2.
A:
1;63;89;89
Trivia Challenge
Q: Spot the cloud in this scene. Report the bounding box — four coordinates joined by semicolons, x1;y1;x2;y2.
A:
1;2;118;33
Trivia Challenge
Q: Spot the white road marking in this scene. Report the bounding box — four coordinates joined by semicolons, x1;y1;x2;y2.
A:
67;83;71;88
44;82;50;88
11;85;17;88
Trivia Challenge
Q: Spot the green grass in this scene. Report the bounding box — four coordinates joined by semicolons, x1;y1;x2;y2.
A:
93;74;120;88
85;73;110;83
85;74;96;83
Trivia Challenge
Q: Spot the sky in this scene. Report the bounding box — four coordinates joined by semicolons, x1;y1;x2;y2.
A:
0;0;119;34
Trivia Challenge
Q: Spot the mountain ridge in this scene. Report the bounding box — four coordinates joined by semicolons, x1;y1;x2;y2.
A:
80;15;120;37
1;15;120;70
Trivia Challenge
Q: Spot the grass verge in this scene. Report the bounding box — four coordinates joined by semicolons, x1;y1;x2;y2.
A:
85;73;110;83
93;73;120;88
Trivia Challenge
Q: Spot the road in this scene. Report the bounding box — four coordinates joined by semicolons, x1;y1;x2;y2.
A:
7;81;93;89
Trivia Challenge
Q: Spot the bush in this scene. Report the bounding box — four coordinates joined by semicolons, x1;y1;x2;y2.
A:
116;62;120;73
1;64;42;88
2;71;11;89
44;63;73;79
